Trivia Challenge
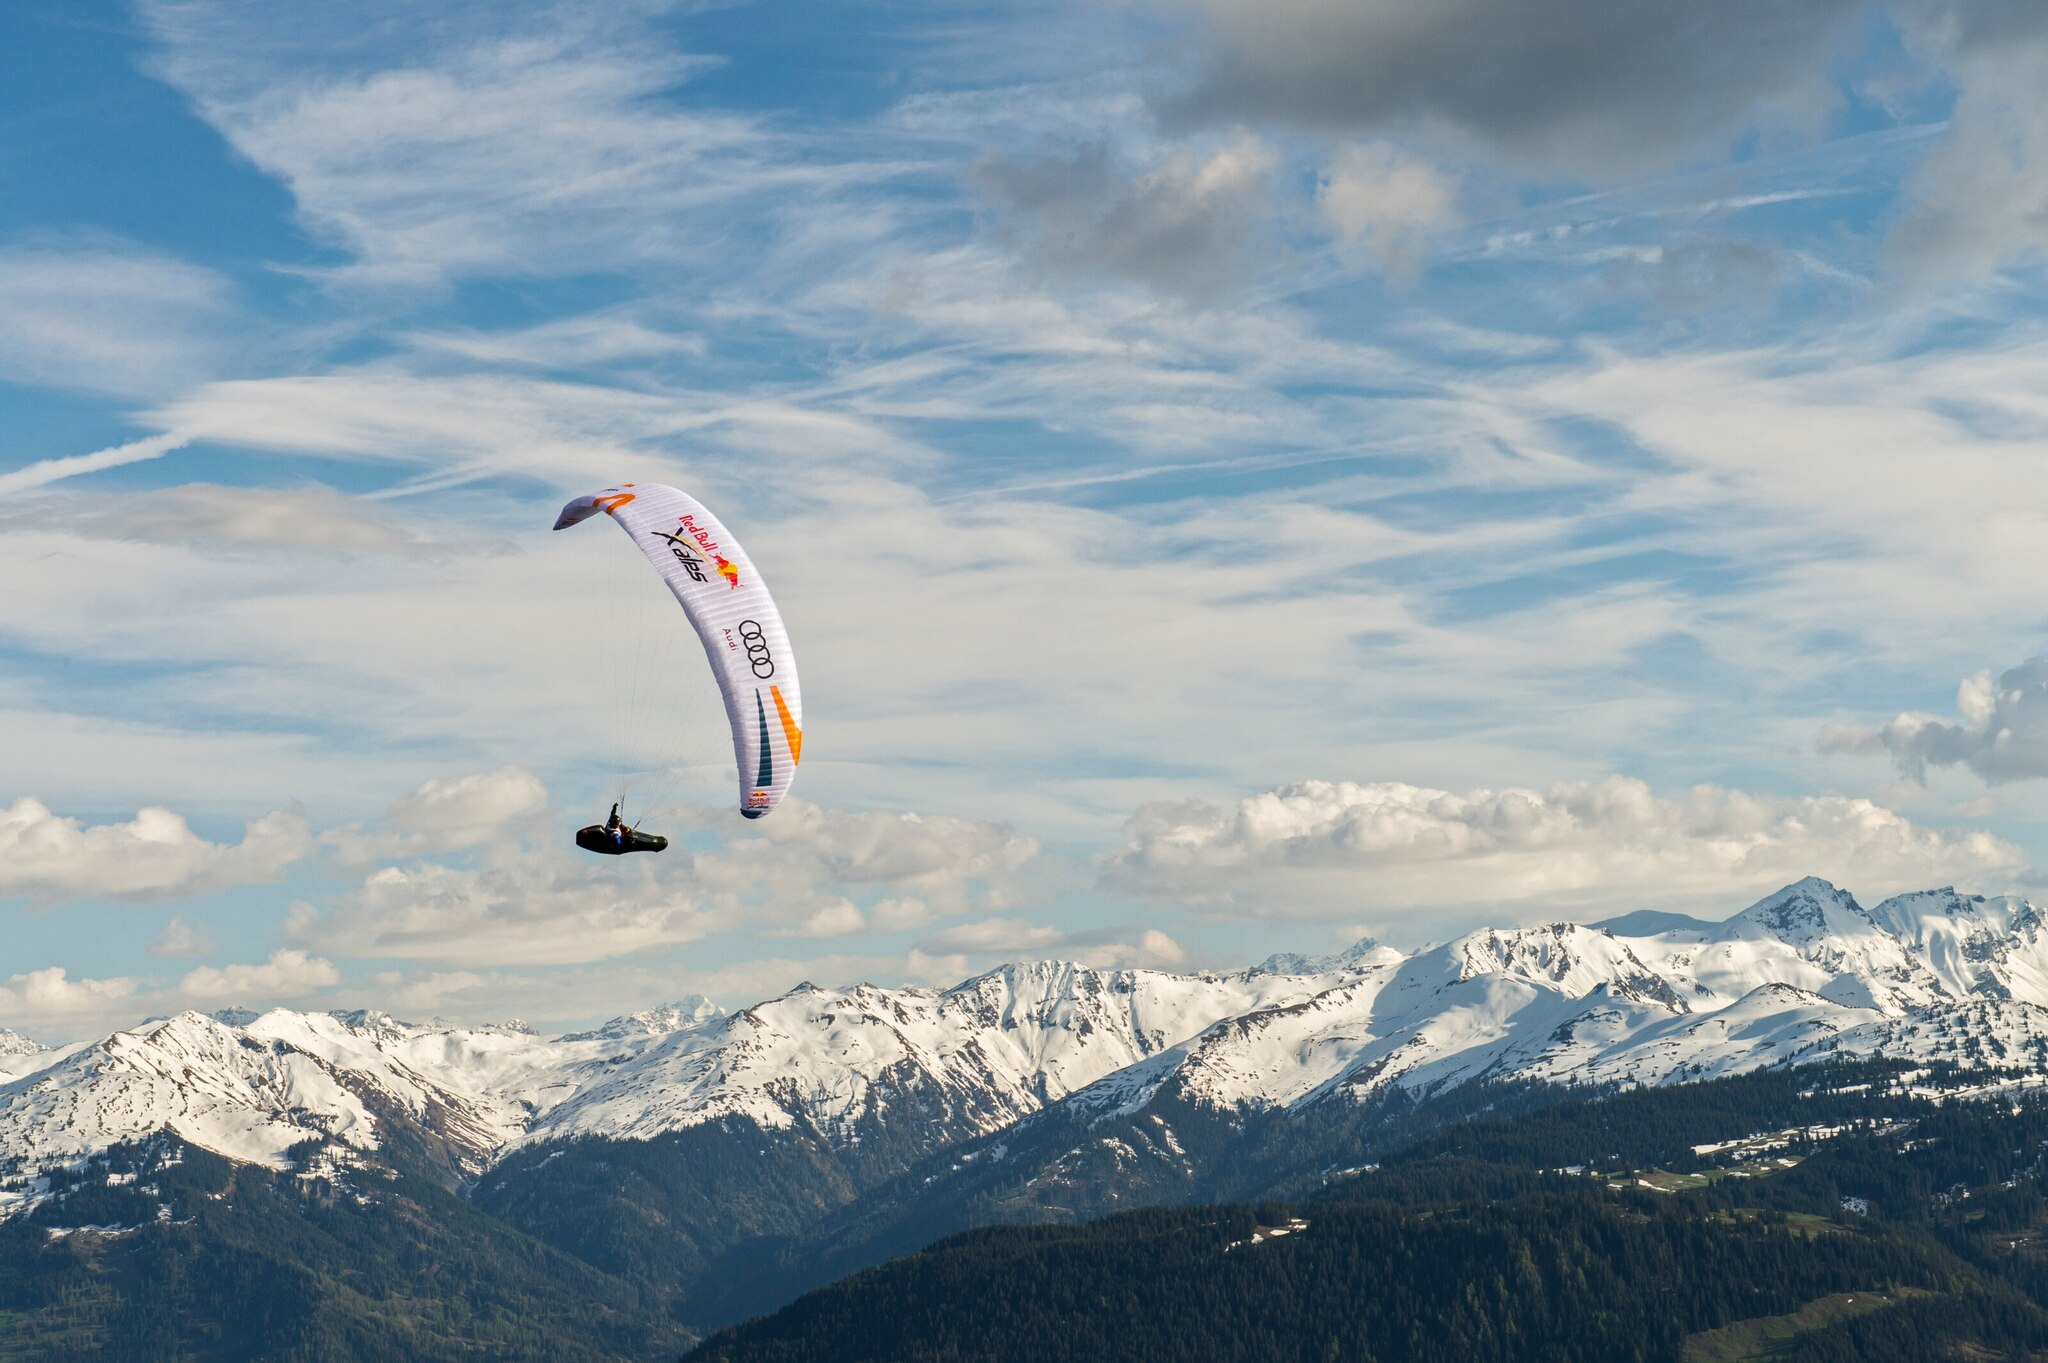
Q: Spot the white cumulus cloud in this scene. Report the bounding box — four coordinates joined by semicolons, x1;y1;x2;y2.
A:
0;967;138;1020
179;949;341;1002
917;917;1185;970
1065;927;1188;971
147;915;216;959
1316;142;1461;282
290;855;715;966
0;799;312;906
698;801;1042;935
1822;657;2048;784
323;765;551;863
1103;776;2025;925
919;917;1067;954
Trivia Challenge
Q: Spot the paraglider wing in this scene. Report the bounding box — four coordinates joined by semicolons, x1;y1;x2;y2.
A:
554;483;803;819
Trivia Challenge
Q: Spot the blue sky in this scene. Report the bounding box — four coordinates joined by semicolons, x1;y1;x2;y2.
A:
6;0;2048;1037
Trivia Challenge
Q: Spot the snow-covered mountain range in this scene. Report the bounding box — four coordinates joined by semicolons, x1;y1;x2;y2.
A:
10;877;2048;1221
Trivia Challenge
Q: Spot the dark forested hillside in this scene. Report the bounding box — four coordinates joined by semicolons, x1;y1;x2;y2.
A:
0;1139;689;1362
689;1071;2048;1363
687;1196;1992;1363
11;1062;2048;1360
719;1060;1938;1324
469;1106;998;1324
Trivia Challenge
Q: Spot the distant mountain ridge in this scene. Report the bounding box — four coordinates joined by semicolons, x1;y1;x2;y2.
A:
11;876;2048;1226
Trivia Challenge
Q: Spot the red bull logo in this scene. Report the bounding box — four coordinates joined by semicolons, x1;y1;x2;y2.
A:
680;514;741;590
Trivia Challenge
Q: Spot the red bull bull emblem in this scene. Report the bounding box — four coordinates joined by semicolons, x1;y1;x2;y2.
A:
680;514;741;590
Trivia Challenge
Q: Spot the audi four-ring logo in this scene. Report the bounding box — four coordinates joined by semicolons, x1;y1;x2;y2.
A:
738;619;774;677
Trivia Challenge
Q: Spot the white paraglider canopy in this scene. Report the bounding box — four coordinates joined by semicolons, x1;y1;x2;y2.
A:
555;483;803;821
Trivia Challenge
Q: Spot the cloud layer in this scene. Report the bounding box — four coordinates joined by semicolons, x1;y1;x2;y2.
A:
1150;0;1863;175
1105;777;2025;925
293;796;1041;964
10;0;2048;1040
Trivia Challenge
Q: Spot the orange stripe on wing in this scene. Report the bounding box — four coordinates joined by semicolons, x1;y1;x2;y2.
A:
593;493;637;515
770;684;802;766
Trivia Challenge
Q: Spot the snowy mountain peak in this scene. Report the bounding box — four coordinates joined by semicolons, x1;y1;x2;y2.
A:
1722;877;1869;945
320;1008;418;1038
560;996;721;1042
0;1028;41;1059
1868;887;2035;939
0;1011;385;1184
1444;922;1683;1010
1254;936;1397;976
16;878;2048;1223
1861;887;2048;1002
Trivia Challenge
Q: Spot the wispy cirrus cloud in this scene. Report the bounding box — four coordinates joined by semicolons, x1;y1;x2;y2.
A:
139;3;891;287
1521;329;2048;670
0;433;194;498
0;480;427;556
0;244;235;397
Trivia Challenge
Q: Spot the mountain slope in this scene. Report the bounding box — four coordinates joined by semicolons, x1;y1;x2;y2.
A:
0;1136;689;1362
16;877;2048;1340
689;1199;1961;1363
18;877;2048;1205
686;1070;2048;1363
